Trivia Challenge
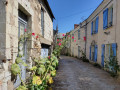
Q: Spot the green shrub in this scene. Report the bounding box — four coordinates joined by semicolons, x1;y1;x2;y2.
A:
81;50;89;63
93;63;101;69
105;55;120;77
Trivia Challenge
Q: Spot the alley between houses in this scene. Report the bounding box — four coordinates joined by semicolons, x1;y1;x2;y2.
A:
52;56;120;90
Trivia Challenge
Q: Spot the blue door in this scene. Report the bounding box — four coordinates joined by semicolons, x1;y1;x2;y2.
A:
94;45;98;62
14;17;27;88
101;44;105;67
41;48;49;58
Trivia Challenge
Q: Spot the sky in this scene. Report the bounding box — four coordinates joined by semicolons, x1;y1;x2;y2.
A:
47;0;103;33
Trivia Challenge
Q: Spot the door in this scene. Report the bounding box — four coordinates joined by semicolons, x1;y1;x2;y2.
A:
41;48;49;58
94;45;98;62
78;46;80;58
91;46;95;61
101;44;105;67
72;47;74;56
14;17;27;88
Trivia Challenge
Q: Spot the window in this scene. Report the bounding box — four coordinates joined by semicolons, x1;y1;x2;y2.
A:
41;8;44;36
101;43;117;67
105;43;117;60
105;44;112;60
108;6;113;27
91;16;99;35
78;29;80;40
103;6;113;29
93;20;96;33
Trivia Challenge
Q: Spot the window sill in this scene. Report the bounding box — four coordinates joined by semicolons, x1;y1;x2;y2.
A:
103;24;113;30
92;33;98;35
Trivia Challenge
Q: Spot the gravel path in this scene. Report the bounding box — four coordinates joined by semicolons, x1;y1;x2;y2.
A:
52;56;120;90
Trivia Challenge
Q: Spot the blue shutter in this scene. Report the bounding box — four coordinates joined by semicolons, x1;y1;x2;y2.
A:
89;46;91;60
91;22;93;35
94;45;98;62
96;17;99;33
112;43;117;56
103;8;108;29
101;44;105;67
110;8;113;25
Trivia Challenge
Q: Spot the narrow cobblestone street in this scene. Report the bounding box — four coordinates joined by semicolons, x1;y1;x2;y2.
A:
52;56;120;90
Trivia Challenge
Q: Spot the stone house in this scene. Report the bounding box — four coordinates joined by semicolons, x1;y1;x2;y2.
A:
69;0;120;67
86;0;118;66
0;0;54;89
70;24;86;58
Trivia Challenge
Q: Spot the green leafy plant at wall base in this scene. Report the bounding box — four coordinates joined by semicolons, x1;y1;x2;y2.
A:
105;55;120;77
11;32;70;89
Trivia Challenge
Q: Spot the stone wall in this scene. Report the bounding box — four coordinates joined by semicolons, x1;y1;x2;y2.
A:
70;25;86;58
69;0;120;66
0;0;53;89
86;0;116;64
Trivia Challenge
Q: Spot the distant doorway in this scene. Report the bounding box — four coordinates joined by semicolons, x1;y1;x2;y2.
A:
78;46;81;58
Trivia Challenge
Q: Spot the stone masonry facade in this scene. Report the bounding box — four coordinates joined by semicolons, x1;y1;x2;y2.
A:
69;0;120;67
0;0;54;89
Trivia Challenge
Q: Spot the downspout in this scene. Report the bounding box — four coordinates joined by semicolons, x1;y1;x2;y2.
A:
85;20;87;55
115;0;117;43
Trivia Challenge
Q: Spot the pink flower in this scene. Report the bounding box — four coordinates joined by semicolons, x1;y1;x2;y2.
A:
63;34;65;36
25;29;27;32
74;40;76;42
48;56;51;59
59;43;61;46
36;36;39;39
83;36;86;41
72;36;74;39
57;39;59;41
68;35;70;37
32;33;35;36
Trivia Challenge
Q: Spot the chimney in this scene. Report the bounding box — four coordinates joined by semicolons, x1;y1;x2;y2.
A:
74;24;79;29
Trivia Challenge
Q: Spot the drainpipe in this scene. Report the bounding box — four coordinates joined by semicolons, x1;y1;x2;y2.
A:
85;20;87;55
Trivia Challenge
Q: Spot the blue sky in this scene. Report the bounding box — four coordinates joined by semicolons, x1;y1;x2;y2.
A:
47;0;103;33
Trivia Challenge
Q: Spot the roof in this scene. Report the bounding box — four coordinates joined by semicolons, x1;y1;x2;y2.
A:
44;0;55;19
